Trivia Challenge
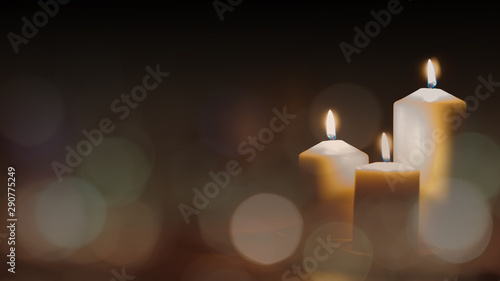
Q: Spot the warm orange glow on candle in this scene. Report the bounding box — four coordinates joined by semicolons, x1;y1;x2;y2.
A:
381;132;390;162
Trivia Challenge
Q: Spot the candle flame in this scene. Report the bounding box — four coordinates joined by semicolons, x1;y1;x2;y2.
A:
427;59;437;88
381;132;390;162
326;110;336;140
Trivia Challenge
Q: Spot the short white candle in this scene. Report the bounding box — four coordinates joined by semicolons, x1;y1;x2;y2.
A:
353;133;419;261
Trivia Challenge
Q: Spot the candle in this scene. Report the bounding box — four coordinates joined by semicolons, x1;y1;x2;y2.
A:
299;110;368;224
353;133;419;264
393;59;466;231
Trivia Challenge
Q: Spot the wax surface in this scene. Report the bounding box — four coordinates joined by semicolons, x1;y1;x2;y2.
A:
300;140;368;187
394;88;465;195
394;87;466;237
353;162;420;266
356;162;413;172
299;140;368;228
403;88;459;103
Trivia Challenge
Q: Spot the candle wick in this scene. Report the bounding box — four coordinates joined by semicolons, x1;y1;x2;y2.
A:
327;134;336;140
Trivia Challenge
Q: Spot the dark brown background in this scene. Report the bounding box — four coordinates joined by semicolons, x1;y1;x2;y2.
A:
0;0;499;280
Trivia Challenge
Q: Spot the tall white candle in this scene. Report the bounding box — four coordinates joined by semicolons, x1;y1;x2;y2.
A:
393;59;466;230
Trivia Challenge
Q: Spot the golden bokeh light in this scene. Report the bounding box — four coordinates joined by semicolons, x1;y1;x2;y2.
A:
230;193;303;265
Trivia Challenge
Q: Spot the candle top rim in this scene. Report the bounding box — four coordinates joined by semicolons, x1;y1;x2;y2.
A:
356;162;416;172
397;88;463;103
301;140;366;156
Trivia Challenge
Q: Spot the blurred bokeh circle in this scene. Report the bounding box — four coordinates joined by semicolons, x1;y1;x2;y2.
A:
36;177;107;250
230;193;303;265
198;183;254;255
449;132;500;199
418;178;492;263
78;136;152;205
